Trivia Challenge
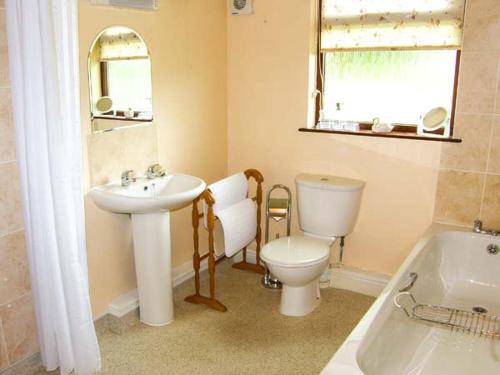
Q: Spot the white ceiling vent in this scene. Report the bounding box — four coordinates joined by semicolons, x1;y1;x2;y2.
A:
90;0;159;11
230;0;253;16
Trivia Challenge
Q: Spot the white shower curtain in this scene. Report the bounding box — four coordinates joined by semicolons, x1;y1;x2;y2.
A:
5;1;101;374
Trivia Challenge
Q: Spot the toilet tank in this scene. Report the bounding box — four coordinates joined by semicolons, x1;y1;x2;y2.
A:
295;174;365;238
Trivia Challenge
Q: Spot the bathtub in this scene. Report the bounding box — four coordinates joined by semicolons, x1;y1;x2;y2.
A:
321;224;500;375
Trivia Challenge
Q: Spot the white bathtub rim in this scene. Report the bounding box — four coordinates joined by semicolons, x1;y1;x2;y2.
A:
320;223;476;375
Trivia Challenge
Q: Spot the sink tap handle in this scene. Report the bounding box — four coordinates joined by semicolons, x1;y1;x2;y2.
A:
146;164;166;179
473;219;483;233
121;170;136;186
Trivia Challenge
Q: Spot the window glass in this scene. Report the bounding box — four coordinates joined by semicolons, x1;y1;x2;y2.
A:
322;50;457;125
107;59;153;113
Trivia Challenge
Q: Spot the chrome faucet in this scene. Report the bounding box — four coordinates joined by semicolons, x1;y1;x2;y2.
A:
473;219;498;236
121;170;136;187
473;219;483;233
146;164;166;179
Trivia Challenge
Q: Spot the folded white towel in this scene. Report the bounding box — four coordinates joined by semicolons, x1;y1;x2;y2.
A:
216;198;257;257
204;173;248;227
203;172;256;257
210;173;248;211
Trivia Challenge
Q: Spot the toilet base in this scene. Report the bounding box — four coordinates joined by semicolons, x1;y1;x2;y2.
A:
280;279;320;317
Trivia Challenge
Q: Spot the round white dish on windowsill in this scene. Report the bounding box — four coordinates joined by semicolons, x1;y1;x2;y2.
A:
419;107;448;135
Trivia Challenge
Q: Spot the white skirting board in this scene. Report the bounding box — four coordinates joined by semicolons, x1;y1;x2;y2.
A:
107;257;209;318
106;248;390;318
330;266;390;297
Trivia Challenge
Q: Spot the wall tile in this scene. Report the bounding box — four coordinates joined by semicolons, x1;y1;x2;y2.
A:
496;74;500;115
488;115;500;173
441;113;491;171
456;52;499;114
0;162;23;237
0;231;30;306
481;174;500;228
0;322;8;370
0;10;8;87
88;124;158;186
463;0;500;52
0;294;38;365
434;170;484;225
0;89;15;162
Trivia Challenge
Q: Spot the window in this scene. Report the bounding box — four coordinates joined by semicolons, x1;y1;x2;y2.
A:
105;59;152;113
323;50;458;125
313;0;466;140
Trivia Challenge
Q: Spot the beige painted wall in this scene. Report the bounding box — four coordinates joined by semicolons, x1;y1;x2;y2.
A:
0;5;38;371
435;0;500;227
78;0;227;316
227;0;442;275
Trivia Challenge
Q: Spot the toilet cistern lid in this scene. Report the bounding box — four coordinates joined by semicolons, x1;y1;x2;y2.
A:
295;173;365;192
262;236;330;267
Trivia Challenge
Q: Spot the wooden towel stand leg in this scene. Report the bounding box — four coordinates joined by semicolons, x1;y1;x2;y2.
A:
185;193;227;312
232;169;266;275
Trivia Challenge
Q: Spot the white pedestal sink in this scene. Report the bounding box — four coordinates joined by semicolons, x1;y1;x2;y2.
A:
90;174;206;326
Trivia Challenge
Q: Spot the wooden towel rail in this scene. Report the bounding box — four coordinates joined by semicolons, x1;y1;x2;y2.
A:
184;169;265;312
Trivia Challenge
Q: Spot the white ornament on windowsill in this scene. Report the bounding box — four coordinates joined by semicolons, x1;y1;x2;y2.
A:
371;117;394;133
124;108;134;119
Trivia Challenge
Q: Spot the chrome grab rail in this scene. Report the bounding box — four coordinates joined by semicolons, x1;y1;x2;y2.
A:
261;184;292;290
264;184;292;243
399;272;418;293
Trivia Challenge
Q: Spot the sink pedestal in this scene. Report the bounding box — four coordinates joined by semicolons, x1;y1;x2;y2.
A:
131;212;173;326
90;174;207;326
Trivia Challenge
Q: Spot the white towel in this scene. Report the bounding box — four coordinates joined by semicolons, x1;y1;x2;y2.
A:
203;172;248;227
209;172;248;211
216;198;257;257
203;172;256;257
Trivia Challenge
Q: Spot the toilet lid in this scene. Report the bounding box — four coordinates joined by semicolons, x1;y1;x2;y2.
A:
261;236;330;267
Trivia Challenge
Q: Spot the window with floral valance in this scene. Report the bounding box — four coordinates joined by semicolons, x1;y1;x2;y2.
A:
312;0;466;141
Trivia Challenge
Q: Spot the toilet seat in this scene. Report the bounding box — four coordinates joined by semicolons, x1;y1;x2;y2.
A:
261;236;330;268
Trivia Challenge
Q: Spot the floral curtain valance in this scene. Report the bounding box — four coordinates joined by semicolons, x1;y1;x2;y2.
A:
99;27;148;61
321;0;465;51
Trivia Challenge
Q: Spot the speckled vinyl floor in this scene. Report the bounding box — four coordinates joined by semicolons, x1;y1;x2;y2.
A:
32;261;374;375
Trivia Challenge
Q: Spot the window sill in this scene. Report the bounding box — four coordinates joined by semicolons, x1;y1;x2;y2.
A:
92;115;153;123
298;126;462;143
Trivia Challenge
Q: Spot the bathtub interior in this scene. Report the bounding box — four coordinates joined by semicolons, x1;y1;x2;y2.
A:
357;232;500;375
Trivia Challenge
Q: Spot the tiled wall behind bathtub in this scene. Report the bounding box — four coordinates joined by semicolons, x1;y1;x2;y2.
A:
435;0;500;227
0;4;39;371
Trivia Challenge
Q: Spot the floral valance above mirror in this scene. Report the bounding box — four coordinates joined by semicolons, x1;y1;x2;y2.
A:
99;27;149;60
321;0;466;51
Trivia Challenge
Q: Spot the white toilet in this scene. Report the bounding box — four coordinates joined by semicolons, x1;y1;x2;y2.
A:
261;173;365;317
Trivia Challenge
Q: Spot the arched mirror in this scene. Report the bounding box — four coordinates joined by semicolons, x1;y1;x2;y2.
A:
88;26;153;133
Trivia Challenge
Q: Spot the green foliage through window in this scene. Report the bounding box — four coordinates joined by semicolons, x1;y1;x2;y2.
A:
323;50;457;126
107;59;153;113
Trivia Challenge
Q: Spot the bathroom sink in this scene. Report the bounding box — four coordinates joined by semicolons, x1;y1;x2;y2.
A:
90;174;206;214
89;173;206;327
